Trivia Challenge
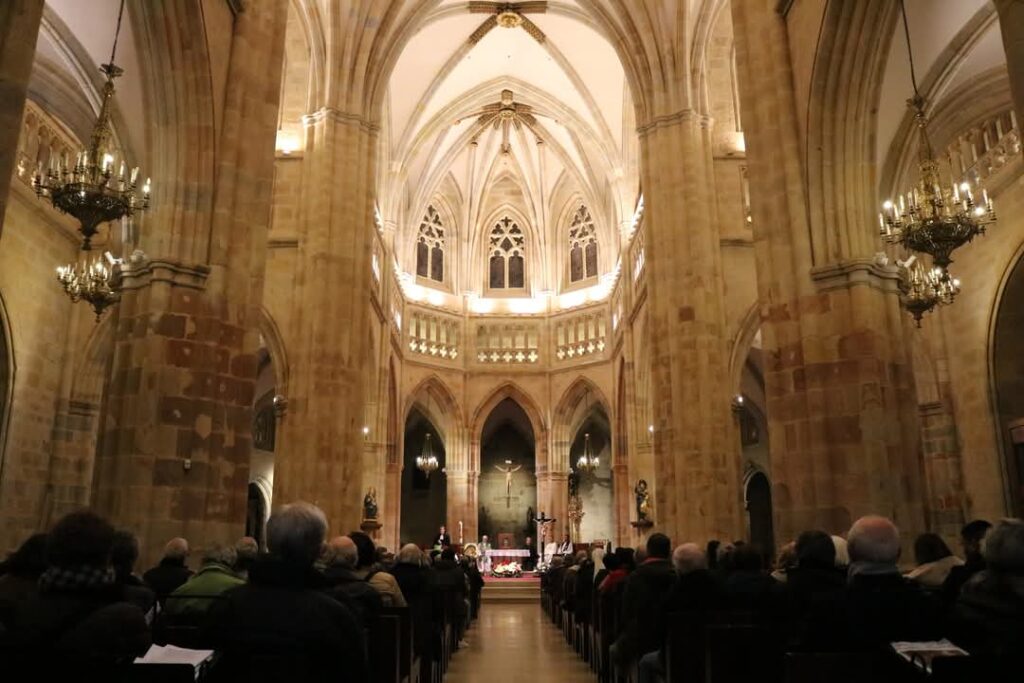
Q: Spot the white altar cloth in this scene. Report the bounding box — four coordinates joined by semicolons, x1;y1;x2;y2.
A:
486;549;529;561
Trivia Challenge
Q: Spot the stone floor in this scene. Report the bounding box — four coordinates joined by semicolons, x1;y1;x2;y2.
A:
445;603;595;682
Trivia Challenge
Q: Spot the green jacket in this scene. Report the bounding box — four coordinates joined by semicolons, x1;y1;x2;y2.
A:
164;562;245;615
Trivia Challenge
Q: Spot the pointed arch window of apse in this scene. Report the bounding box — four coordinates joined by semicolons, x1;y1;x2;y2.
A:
416;205;445;283
489;216;526;289
568;205;598;283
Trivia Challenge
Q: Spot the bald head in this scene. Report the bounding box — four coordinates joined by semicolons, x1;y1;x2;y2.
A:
327;536;358;569
848;516;901;565
164;538;189;561
672;543;706;575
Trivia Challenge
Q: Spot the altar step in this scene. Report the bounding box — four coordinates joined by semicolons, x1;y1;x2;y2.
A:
481;579;540;604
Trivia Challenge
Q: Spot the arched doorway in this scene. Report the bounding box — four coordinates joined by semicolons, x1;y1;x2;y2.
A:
246;482;268;545
746;471;774;560
478;398;536;548
401;408;447;545
994;250;1024;516
250;344;277;538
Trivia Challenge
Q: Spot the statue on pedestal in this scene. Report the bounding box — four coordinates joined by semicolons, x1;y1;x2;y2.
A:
634;479;651;522
362;487;378;521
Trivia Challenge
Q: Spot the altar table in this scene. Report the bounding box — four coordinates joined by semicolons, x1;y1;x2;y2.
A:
485;549;530;562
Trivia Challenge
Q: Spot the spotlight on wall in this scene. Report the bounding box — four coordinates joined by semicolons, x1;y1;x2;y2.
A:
731;394;746;414
362;425;370;440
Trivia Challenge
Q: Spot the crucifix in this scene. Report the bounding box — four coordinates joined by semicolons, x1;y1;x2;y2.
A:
494;459;522;505
533;511;556;564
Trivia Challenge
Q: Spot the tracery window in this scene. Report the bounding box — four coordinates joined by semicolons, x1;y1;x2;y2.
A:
568;205;598;283
415;205;445;283
488;216;526;289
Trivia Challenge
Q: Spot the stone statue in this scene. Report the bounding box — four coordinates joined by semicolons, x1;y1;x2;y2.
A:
634;479;650;521
363;487;378;520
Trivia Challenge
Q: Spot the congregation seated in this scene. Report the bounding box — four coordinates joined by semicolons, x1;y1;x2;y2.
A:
143;537;193;604
391;543;432;604
0;532;48;622
942;519;992;602
598;547;632;594
612;532;675;667
349;530;407;607
784;530;846;650
0;511;150;675
433;547;469;626
321;535;383;626
836;516;944;650
906;532;963;589
721;543;786;616
207;501;368;681
948;518;1024;656
110;530;156;614
234;536;260;579
164;542;245;618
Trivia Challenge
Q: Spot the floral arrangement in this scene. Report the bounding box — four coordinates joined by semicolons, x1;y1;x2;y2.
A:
492;561;522;578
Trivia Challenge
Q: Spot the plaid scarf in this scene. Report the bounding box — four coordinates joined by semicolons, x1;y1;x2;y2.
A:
38;565;116;594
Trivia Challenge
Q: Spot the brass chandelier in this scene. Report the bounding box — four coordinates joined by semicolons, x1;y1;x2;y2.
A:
897;256;960;327
57;253;121;321
33;0;149;251
879;0;995;322
575;432;598;474
417;433;440;477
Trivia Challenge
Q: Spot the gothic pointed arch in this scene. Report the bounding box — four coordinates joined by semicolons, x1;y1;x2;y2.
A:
552;377;611;454
487;214;528;291
415;204;447;284
471;382;548;472
567;203;599;284
405;374;464;447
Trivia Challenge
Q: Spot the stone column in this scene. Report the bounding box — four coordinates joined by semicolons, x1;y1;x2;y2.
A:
446;470;474;542
272;110;378;535
612;462;629;546
731;0;925;543
92;2;287;565
0;0;43;237
994;0;1024;128
639;113;744;545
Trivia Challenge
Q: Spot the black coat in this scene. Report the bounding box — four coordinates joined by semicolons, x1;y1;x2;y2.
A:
208;556;367;681
322;564;383;627
784;564;847;650
617;558;676;659
1;581;150;676
143;558;193;600
841;570;944;650
390;562;431;605
949;570;1024;656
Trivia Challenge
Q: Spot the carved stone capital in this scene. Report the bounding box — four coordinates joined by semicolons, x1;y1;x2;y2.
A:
810;257;903;294
119;251;210;291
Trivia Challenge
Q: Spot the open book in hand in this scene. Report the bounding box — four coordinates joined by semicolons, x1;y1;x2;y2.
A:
890;639;969;674
135;643;215;670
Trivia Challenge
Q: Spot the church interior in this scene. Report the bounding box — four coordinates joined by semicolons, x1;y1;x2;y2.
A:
0;0;1022;679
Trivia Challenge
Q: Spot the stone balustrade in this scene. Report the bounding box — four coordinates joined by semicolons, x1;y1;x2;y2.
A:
15;99;81;189
947;108;1021;187
554;309;607;361
407;308;460;360
474;321;540;364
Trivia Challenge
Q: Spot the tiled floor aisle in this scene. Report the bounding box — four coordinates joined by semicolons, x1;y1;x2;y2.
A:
444;604;595;683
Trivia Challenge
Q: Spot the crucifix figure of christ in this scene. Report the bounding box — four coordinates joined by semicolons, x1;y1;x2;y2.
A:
533;511;556;565
494;459;522;503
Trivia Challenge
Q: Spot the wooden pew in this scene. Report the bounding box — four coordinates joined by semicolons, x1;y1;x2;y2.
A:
370;613;402;683
381;605;419;683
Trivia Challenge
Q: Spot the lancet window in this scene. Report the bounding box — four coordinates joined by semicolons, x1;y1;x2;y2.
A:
415;205;445;283
488;216;526;289
568;205;598;283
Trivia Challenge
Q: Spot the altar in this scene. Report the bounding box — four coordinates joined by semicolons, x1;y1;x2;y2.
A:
485;548;530;562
